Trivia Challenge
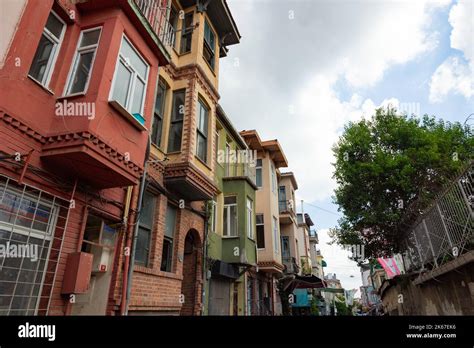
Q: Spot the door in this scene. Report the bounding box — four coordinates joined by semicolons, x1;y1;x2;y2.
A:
208;278;231;315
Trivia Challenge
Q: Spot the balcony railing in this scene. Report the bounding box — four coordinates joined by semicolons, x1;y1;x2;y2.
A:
279;200;295;214
133;0;176;50
223;162;257;186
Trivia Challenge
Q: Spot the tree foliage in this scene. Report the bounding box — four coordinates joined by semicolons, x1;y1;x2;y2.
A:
331;107;473;260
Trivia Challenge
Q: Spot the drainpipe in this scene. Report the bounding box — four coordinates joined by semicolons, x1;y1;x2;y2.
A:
123;135;151;315
201;202;209;315
120;185;137;315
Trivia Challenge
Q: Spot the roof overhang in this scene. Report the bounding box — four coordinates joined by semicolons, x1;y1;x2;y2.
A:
280;172;298;190
180;0;241;50
240;130;288;168
216;105;247;149
261;140;288;168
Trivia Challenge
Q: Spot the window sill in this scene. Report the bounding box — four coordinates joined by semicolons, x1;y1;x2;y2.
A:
133;265;182;280
177;50;192;57
222;236;239;239
57;92;86;101
109;100;147;131
195;155;211;170
27;75;54;95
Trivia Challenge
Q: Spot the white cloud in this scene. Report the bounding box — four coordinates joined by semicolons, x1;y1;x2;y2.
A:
429;56;473;102
429;0;473;102
449;0;473;62
221;0;454;287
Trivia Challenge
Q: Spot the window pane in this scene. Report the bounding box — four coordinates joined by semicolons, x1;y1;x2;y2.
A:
69;51;94;94
171;91;185;121
257;225;265;248
151;113;163;146
230;205;237;236
135;227;150;266
80;29;101;47
131;79;145;114
198;101;208;132
29;34;54;83
121;37;147;78
140;191;156;229
154;83;166;116
256;168;262;187
167;122;183;152
161;238;173;272
180;13;193;53
112;60;132;107
45;13;63;39
165;205;177;238
224;196;236;205
256;214;264;225
196;133;207;162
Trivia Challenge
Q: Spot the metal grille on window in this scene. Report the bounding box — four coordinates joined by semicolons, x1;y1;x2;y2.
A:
0;175;70;315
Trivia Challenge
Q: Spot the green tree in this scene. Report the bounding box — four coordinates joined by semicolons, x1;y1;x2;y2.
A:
331;107;473;260
335;295;352;316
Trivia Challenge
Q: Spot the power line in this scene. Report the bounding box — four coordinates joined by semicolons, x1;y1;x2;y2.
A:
304;201;342;217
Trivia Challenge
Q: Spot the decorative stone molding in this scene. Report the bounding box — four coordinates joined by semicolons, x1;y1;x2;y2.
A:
0;110;46;144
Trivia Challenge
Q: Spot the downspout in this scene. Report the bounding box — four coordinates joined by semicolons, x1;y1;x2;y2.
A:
123;134;151;315
119;185;135;315
201;202;209;315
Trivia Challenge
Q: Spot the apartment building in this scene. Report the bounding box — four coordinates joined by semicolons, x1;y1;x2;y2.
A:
278;173;300;275
295;212;313;275
0;0;240;316
240;130;288;315
203;105;257;315
124;0;241;315
0;0;171;315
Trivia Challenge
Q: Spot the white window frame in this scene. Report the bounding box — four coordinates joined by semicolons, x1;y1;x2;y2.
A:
63;27;102;96
246;197;253;239
0;187;59;240
273;216;279;253
109;35;149;116
223;196;237;237
271;162;276;194
210;200;217;233
28;10;66;87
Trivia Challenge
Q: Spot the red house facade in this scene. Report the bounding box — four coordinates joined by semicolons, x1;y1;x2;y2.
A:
0;0;171;315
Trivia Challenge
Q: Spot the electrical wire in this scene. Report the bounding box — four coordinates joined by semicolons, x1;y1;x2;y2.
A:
303;201;342;217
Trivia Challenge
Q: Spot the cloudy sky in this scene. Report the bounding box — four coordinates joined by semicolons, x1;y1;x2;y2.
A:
219;0;473;294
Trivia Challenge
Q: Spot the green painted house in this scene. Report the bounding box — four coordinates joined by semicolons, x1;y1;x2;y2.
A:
203;105;258;315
